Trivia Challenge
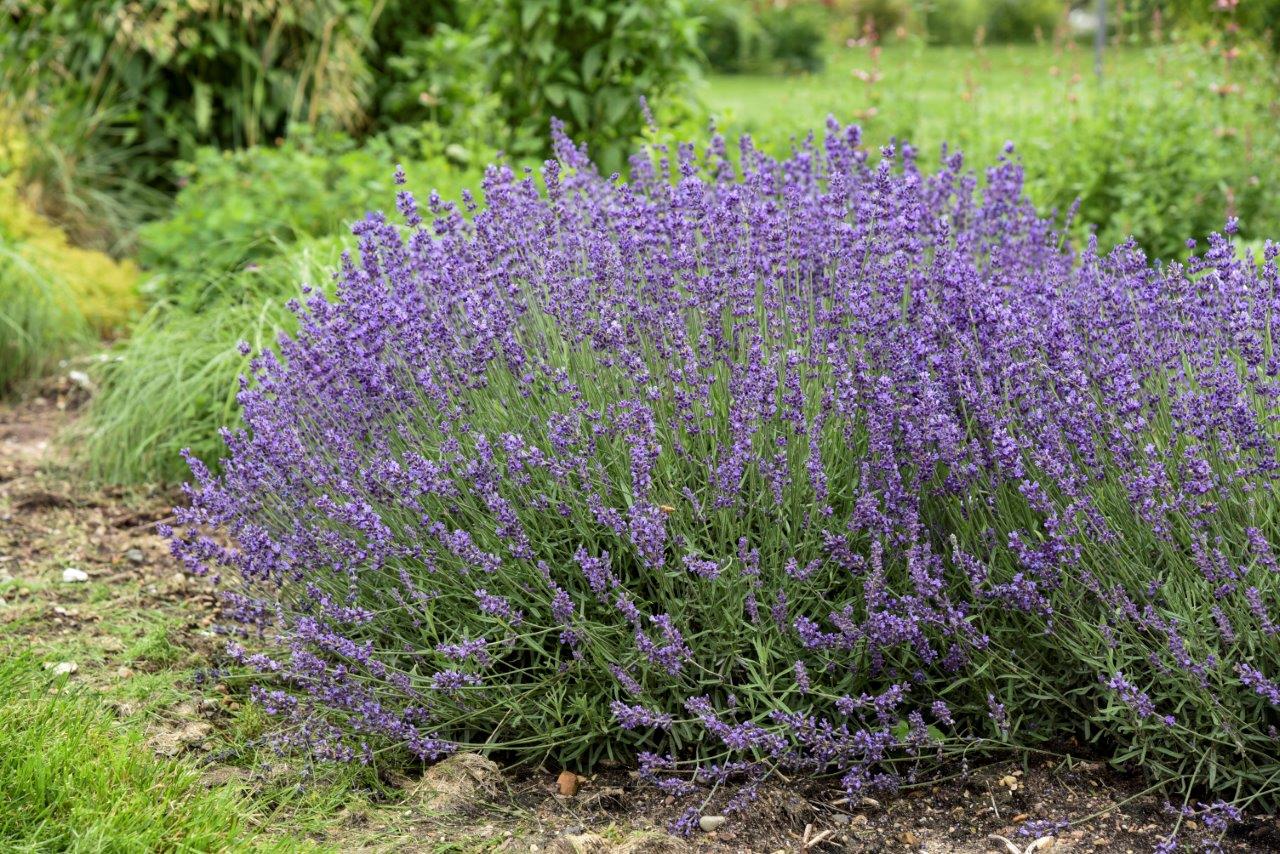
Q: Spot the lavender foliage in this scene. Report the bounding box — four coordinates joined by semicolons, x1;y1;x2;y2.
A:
169;121;1280;809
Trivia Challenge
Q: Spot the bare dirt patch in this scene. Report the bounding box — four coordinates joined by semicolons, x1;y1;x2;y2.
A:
3;392;1278;852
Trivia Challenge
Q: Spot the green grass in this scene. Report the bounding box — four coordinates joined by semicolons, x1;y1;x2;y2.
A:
0;541;412;850
75;298;295;484
0;655;295;852
699;42;1137;161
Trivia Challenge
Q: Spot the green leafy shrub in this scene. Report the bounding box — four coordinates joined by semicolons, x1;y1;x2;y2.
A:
368;1;499;158
137;136;389;304
373;24;500;156
759;1;828;71
481;0;701;171
923;0;1061;44
0;0;378;249
700;0;825;74
137;132;488;307
983;0;1063;43
1025;37;1280;259
919;0;987;46
837;0;913;38
699;0;769;73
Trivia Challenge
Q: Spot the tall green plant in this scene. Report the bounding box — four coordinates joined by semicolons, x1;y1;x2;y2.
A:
480;0;701;171
0;0;380;250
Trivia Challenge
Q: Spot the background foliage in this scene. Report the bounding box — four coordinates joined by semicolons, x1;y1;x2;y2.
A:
481;0;700;171
0;0;700;249
0;180;138;394
0;0;379;250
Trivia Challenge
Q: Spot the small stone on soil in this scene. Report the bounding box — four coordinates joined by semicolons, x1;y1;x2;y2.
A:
44;661;78;675
698;815;726;832
61;567;89;583
125;548;145;565
557;769;579;797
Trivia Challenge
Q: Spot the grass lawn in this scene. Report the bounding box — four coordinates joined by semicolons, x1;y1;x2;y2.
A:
0;656;297;853
700;41;1178;161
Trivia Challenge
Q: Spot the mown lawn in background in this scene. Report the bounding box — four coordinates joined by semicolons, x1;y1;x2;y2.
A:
700;42;1151;163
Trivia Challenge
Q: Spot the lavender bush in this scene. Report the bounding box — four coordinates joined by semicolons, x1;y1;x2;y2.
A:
168;121;1280;818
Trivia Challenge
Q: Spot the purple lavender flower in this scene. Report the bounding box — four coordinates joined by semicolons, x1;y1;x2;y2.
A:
987;694;1010;736
610;701;675;730
166;119;1280;821
1237;663;1280;706
1102;672;1170;723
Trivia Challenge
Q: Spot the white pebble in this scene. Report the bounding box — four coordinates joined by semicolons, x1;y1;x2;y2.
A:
61;567;89;583
699;815;727;832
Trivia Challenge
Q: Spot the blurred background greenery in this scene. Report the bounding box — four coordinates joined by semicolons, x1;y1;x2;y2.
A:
1;0;1277;483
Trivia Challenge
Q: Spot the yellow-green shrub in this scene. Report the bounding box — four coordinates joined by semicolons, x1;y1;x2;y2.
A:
0;180;140;337
0;180;140;394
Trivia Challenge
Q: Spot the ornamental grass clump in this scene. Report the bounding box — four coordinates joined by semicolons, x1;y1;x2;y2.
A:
169;122;1280;822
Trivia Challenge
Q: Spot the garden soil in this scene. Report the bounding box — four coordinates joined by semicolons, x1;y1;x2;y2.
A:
3;389;1278;853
